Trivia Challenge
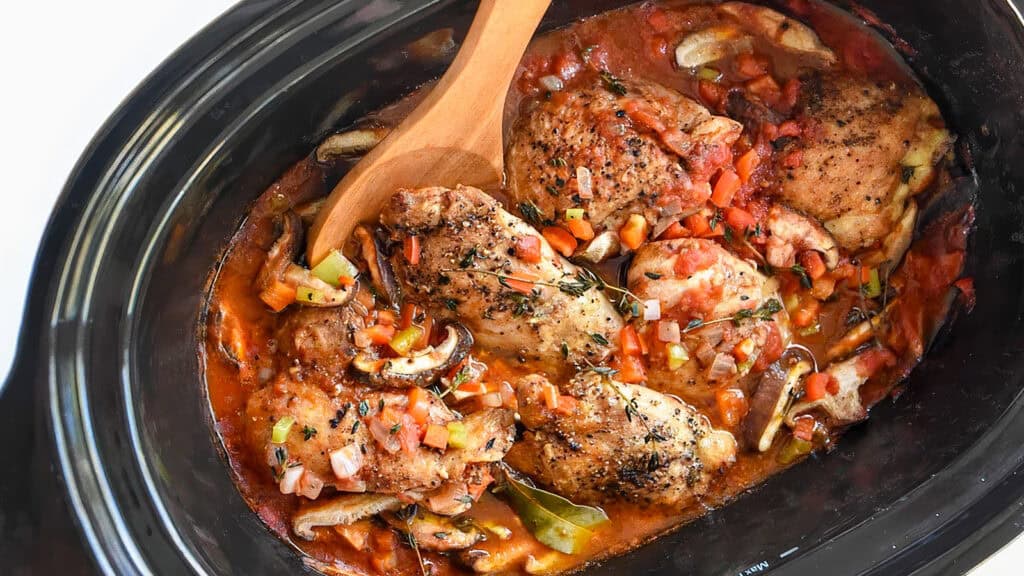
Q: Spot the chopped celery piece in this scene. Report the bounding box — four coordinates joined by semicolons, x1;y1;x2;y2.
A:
564;208;585;221
272;416;295;444
311;249;358;287
798;323;821;337
697;66;723;82
736;359;754;374
446;421;468;449
389;326;423;356
777;436;813;465
666;343;690;370
863;268;882;299
296;285;325;304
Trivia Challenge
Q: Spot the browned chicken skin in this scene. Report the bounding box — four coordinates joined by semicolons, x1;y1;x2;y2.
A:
777;73;950;253
380;185;624;371
506;373;737;507
506;75;741;255
275;306;365;391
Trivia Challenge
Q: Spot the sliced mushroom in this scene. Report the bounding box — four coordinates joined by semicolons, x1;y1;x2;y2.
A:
315;126;390;163
826;302;893;362
256;211;303;296
861;201;917;274
576;230;621;263
381;507;485;552
675;25;753;68
767;204;840;269
718;2;836;66
354;224;401;304
787;353;870;425
743;357;813;452
353;324;473;388
292;493;402;540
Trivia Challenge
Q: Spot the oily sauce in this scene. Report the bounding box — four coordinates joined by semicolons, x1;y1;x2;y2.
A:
202;2;971;575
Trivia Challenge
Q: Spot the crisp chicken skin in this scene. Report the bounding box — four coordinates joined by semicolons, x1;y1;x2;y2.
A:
506;373;736;507
506;75;742;253
627;239;790;408
380;185;624;371
245;375;514;497
777;73;950;252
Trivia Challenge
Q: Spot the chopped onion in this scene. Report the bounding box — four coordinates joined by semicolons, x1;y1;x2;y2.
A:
695;341;717;366
279;464;304;495
576;166;593;199
657;320;681;343
368;418;402;454
643;299;662;321
330;443;365;479
479;392;503;408
298;472;324;500
539;74;565;92
699;323;725;347
708;352;738;381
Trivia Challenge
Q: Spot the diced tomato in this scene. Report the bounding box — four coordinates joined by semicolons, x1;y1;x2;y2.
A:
799;250;827;280
553;395;579;416
359;323;396;345
781;78;801;111
658;221;691;239
624;100;667;133
803;372;831;402
735;52;770;80
715;388;749;428
647;35;669;60
396;414;421;455
567;218;595;241
792;415;816;442
735;148;760;184
615;354;647;383
337;275;356;287
541;382;560;410
259;281;296;312
674;246;717;277
456;380;488;397
619;214;649;250
515;235;542;263
782;149;803;168
646;6;671;32
542;226;578;257
620;325;643;357
468;468;495;501
403;235;421;266
503;273;539;295
724;206;756;233
732;338;756;363
711;169;742;208
826;376;840;396
746;75;782;107
777;120;802;138
754;324;784;371
699;79;727;109
422;423;449;450
684;214;711;237
406;387;431;426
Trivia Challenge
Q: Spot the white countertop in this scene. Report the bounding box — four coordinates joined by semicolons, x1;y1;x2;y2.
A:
1;0;1019;573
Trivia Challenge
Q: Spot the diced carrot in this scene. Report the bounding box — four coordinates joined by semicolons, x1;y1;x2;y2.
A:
684;214;711;237
259;281;296;312
811;275;837;301
799;251;827;280
735;52;769;79
804;372;831;402
503;273;539;295
359;323;396;345
542;226;578;257
792;415;816;441
674;245;717;277
658;221;691;239
515;235;542;263
468;468;495;501
792;296;820;328
422;423;449;450
566;218;595;241
777;120;802;138
406;387;431;426
620;325;643;357
715;388;749;428
553;395;579;416
711;169;742;208
619;214;649;251
399;303;423;329
826;376;840;396
615;354;647;383
541;382;560;410
724;206;756;233
735;148;760;184
782;149;803;168
732;338;756;363
699;79;727;109
847;266;873;288
403;235;421;266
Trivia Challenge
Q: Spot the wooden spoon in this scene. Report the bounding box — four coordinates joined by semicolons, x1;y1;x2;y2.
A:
307;0;552;265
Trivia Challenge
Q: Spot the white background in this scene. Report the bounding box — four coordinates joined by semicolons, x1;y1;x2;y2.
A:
0;0;1018;573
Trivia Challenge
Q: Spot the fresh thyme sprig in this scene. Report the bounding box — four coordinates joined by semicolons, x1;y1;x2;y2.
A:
680;298;783;334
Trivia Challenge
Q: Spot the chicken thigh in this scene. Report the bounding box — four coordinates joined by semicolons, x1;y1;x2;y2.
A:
380;185;624;371
505;373;736;507
506;76;742;258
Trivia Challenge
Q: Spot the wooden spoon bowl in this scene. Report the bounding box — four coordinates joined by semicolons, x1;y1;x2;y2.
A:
307;0;552;265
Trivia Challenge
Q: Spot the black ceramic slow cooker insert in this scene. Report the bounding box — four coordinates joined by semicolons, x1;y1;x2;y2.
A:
15;0;1024;574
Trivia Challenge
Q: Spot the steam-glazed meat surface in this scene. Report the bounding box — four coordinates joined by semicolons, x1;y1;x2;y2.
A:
204;3;972;575
776;73;950;252
506;76;741;251
506;373;737;507
381;185;623;370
